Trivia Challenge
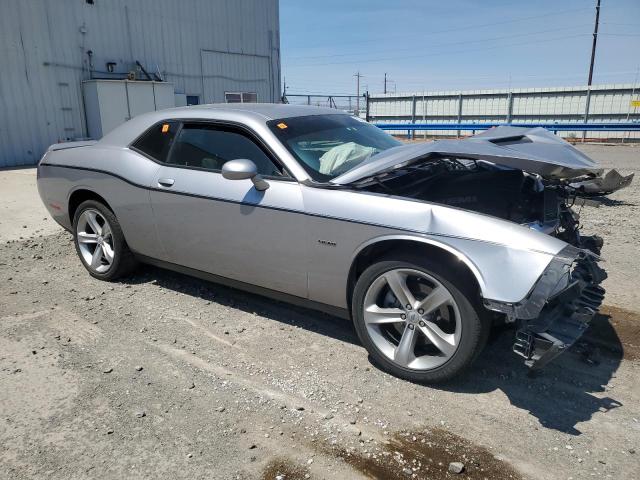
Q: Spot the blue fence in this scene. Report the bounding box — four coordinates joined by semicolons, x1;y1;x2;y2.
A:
373;122;640;134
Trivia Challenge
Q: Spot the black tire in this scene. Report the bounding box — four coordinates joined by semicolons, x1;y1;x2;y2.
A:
352;256;488;383
72;199;137;281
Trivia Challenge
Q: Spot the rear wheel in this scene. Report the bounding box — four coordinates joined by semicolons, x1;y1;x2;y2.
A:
73;200;137;281
352;257;487;383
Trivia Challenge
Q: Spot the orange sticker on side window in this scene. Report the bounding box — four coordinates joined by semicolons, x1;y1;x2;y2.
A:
276;122;288;129
161;123;170;133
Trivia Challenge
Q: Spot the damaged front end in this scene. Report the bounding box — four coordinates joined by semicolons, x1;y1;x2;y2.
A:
337;126;630;370
488;247;606;369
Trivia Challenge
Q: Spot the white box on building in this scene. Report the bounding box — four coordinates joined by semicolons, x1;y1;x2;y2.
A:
83;80;176;139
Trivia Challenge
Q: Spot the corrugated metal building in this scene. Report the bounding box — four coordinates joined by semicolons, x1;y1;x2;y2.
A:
368;84;640;139
0;0;281;167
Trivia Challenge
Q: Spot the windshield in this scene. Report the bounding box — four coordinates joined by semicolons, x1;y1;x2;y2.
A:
267;114;401;182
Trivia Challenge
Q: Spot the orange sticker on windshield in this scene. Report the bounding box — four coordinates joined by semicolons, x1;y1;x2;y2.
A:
276;122;288;129
161;123;170;133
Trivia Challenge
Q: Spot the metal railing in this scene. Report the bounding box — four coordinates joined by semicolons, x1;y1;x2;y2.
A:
366;84;640;140
282;93;367;116
374;122;640;134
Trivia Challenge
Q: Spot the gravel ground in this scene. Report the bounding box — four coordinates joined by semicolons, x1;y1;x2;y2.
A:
1;145;639;479
0;168;59;242
573;145;640;310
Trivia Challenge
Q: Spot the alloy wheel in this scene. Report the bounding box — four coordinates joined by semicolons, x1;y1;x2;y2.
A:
363;268;461;370
76;209;115;273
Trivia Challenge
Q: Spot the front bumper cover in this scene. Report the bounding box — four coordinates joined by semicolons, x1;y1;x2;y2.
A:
513;252;606;369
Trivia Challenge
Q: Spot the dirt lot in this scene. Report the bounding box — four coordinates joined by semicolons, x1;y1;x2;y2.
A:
1;145;639;480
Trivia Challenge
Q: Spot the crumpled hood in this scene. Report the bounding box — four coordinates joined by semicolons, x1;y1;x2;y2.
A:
331;126;602;185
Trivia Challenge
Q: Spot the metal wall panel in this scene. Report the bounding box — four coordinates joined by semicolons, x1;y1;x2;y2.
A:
201;50;273;104
0;0;280;167
369;84;640;140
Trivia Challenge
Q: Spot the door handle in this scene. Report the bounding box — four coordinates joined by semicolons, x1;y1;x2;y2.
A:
158;178;175;187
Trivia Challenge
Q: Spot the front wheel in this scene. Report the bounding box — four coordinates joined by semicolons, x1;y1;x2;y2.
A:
73;200;137;281
352;258;487;383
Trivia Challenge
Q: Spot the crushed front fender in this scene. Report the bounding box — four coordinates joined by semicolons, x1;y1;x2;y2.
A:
513;252;606;369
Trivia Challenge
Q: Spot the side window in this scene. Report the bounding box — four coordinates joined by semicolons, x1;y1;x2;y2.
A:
167;124;283;177
131;121;178;162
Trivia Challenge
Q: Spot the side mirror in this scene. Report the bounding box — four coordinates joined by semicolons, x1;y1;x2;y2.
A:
221;159;269;191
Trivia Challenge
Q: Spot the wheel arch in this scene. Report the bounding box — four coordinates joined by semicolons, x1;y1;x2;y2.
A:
346;235;486;311
68;188;114;226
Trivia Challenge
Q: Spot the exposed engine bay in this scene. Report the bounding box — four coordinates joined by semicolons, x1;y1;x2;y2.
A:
354;156;633;256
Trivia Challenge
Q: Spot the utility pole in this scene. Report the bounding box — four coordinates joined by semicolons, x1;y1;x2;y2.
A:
587;0;601;86
282;76;287;102
384;73;387;94
354;71;363;115
583;0;600;142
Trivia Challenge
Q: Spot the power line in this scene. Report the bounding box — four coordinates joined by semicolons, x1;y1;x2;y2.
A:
286;33;590;68
285;69;640;96
600;22;639;27
287;68;640;84
284;68;640;91
286;24;592;62
287;5;594;51
388;70;640;85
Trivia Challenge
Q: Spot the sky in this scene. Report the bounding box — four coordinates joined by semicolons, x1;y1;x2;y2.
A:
279;0;640;96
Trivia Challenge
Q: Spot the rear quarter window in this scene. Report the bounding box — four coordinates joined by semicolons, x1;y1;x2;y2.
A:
131;121;178;162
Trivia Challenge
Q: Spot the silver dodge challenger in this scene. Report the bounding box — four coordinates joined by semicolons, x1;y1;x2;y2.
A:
37;104;632;383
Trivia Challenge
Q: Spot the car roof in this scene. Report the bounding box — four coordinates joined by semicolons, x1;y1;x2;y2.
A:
99;103;347;148
159;103;343;120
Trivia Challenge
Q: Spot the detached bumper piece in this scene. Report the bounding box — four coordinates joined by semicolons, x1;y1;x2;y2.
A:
570;169;634;196
513;256;606;369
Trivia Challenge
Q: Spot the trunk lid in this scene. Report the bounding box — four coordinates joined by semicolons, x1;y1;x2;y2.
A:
47;140;98;152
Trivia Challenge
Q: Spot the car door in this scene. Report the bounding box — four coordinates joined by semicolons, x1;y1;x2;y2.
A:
148;121;308;298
